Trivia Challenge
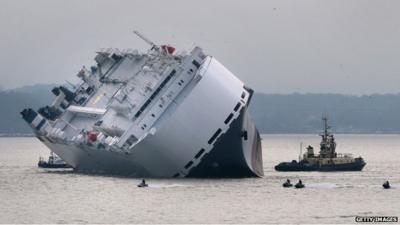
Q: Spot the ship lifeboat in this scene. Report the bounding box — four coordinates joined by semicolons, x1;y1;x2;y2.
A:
87;131;97;142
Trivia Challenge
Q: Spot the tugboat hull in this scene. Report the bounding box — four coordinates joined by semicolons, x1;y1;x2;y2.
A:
38;161;72;169
275;159;366;172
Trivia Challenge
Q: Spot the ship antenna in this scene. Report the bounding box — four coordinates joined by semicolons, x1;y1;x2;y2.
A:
133;30;159;51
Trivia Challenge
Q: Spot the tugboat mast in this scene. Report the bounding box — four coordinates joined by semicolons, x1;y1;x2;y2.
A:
322;114;330;140
320;115;336;158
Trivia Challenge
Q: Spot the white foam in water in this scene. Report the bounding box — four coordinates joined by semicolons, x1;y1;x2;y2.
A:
146;183;188;188
306;183;337;189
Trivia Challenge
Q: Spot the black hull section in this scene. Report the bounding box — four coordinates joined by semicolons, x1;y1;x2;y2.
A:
187;107;264;178
275;160;366;172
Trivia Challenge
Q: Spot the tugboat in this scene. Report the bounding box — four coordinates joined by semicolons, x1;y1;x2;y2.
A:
275;116;366;172
38;152;72;168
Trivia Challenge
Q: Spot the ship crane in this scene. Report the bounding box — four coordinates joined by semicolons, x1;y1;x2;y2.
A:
133;30;159;51
133;30;175;55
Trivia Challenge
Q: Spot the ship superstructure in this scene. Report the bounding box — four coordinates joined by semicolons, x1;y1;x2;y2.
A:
21;32;263;178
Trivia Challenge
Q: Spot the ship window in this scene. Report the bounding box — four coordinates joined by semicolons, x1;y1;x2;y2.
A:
194;149;205;159
46;137;55;144
224;113;234;124
60;103;68;109
184;161;194;169
94;120;103;126
234;102;241;112
208;129;222;145
36;119;46;130
192;60;201;68
173;173;180;178
77;97;87;105
242;131;248;140
111;53;122;61
86;86;94;95
134;70;176;118
151;114;155;117
241;92;246;99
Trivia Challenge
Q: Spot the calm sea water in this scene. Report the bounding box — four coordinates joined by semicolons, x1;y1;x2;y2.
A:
0;135;399;224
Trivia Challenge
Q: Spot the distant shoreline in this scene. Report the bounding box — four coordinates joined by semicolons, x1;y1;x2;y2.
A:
0;134;35;137
3;85;400;135
1;133;399;138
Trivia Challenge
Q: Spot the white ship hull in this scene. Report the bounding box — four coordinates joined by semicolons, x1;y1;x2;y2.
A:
40;107;262;177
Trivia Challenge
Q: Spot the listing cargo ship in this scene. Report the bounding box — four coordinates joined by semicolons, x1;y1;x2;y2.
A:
21;31;263;178
275;116;366;172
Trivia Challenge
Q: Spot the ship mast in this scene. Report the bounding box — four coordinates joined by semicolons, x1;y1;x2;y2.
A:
320;114;336;158
322;114;330;140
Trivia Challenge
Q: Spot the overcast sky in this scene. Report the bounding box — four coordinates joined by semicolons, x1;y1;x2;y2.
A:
0;0;399;94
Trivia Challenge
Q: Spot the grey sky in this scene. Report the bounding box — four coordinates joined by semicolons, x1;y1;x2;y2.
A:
0;0;399;94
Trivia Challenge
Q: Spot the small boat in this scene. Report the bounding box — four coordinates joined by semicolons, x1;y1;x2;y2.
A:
295;180;305;189
38;152;72;168
383;181;391;189
282;179;293;188
137;179;148;188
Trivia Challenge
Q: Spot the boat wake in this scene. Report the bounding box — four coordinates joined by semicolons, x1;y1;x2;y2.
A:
144;183;189;188
388;184;400;189
306;183;337;189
